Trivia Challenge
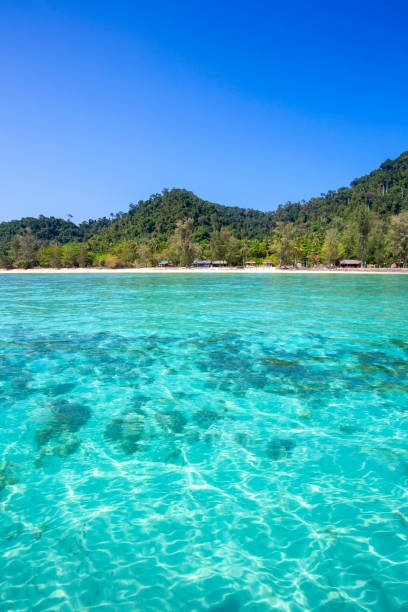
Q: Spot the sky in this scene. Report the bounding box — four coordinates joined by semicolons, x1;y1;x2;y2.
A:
1;0;408;223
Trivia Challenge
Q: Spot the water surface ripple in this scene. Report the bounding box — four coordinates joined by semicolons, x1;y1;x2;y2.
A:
0;274;407;611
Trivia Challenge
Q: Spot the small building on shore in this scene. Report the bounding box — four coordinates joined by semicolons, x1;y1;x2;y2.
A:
339;259;362;268
212;260;228;267
263;260;275;267
245;261;257;267
193;260;212;268
158;261;174;267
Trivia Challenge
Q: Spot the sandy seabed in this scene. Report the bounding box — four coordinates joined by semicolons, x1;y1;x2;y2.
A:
0;267;407;275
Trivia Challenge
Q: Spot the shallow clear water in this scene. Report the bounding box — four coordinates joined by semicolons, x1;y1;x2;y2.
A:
1;274;408;611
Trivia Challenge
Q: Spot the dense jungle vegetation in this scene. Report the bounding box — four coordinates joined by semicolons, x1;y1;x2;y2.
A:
1;151;408;268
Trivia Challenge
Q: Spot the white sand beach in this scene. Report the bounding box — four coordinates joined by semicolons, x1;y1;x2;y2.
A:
0;267;407;274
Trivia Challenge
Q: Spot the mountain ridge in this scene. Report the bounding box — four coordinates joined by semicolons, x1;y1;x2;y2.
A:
1;151;408;267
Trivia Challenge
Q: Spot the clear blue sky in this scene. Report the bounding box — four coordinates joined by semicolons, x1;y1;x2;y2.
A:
1;0;407;222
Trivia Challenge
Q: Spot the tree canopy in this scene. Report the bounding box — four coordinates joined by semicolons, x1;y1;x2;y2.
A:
1;151;408;268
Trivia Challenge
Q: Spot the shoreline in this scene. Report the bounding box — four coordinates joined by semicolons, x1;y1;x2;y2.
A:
0;267;407;275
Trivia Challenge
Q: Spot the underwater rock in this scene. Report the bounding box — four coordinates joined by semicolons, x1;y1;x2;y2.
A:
130;394;150;411
103;419;124;443
11;376;30;389
51;399;91;432
35;400;91;449
246;373;268;389
44;382;76;397
235;433;250;448
173;391;189;399
232;390;247;399
34;434;82;467
59;531;86;556
121;421;144;455
339;423;357;434
155;410;187;434
194;408;221;428
145;437;185;465
204;431;221;446
33;400;89;465
266;438;295;460
164;445;183;464
104;416;144;455
391;338;408;355
54;436;81;457
261;357;299;367
0;461;20;495
35;421;60;447
185;430;200;444
123;406;146;417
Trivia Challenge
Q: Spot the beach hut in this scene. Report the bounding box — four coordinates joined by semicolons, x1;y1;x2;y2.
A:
212;260;227;267
193;260;212;268
339;259;362;268
245;261;257;267
263;260;275;267
158;261;174;267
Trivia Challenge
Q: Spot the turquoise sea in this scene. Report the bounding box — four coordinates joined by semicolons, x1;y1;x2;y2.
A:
1;273;408;611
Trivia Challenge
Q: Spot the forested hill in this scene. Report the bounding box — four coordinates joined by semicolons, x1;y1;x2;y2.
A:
1;151;408;267
0;214;113;247
0;189;274;248
96;189;275;244
273;150;408;227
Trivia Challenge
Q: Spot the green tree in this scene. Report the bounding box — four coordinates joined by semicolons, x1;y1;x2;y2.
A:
272;223;297;265
340;222;359;259
367;220;386;265
9;229;38;268
0;251;11;268
9;236;21;264
355;205;371;261
388;211;408;264
321;228;343;265
168;218;199;266
137;238;161;266
210;227;241;264
77;244;90;267
39;245;62;267
247;239;267;259
61;243;79;267
304;234;322;266
1;151;408;267
120;243;135;266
